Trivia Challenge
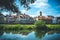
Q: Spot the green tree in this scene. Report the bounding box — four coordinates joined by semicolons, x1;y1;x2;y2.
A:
34;20;48;30
34;20;46;27
0;0;36;13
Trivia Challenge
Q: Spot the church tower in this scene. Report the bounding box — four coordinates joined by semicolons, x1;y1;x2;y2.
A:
40;11;42;16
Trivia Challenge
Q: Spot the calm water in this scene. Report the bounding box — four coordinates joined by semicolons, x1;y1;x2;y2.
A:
0;30;60;40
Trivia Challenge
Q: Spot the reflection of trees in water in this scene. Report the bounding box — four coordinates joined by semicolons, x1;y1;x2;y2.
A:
56;31;60;34
47;30;60;35
47;31;56;34
35;30;47;39
0;30;4;36
0;29;60;39
35;30;60;39
20;30;31;35
4;30;32;35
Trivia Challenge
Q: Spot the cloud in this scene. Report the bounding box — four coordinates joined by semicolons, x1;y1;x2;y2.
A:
34;2;49;8
2;12;9;15
21;10;27;13
29;15;36;17
35;0;48;3
30;0;49;8
55;14;60;17
20;10;37;17
27;11;40;17
12;13;17;15
20;10;32;15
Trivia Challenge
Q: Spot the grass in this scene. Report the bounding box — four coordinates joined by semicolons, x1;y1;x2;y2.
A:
0;24;60;30
0;24;35;30
47;24;60;30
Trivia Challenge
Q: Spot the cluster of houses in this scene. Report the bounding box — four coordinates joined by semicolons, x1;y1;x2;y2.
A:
35;11;60;24
0;11;60;24
0;13;34;24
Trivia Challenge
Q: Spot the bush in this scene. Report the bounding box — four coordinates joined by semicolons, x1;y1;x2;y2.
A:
34;20;48;30
34;20;46;27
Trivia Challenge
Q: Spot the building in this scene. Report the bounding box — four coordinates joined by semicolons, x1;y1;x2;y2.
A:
5;13;34;24
46;15;54;23
36;11;45;20
52;17;57;24
56;17;60;24
36;11;54;24
6;13;21;23
19;13;34;24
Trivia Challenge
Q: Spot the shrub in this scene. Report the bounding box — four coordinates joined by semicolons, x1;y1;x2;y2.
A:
34;20;46;27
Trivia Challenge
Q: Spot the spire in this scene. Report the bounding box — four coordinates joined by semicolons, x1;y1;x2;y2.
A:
40;11;42;16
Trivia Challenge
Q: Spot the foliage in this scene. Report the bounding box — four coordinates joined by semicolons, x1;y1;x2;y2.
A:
0;0;19;13
20;0;36;10
34;20;46;27
35;30;46;38
0;0;36;12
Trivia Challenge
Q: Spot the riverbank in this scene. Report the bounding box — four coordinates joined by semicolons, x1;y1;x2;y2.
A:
0;24;35;30
47;24;60;30
0;24;60;30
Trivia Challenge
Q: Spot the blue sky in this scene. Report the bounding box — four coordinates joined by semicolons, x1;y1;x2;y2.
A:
3;0;60;17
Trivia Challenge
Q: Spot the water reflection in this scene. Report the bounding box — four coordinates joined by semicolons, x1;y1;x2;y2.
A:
35;30;47;39
42;31;60;40
35;30;60;40
0;30;60;40
0;30;4;36
0;30;39;40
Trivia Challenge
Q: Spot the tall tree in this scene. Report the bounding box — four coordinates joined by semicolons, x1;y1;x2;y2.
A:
0;0;19;13
20;0;36;10
0;0;36;13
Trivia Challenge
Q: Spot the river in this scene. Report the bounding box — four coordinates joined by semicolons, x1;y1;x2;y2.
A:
0;30;60;40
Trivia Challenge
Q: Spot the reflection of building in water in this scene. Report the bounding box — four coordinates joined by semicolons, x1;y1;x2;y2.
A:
20;32;30;35
36;11;54;23
0;30;4;36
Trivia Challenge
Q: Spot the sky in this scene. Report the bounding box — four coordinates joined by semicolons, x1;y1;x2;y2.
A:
3;0;60;17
